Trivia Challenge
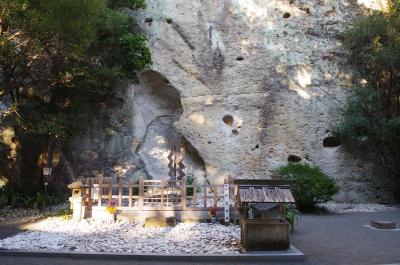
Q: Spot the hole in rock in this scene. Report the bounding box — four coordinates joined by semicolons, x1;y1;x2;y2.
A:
288;155;301;163
223;115;234;126
165;18;173;24
236;56;244;61
283;12;291;18
300;7;311;15
144;18;153;26
323;136;341;148
232;129;239;136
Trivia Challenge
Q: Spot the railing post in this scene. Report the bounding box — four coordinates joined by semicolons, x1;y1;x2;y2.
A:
160;179;164;210
98;174;103;207
213;184;218;209
139;176;144;211
108;178;112;203
203;178;207;208
118;177;122;207
128;180;132;207
88;178;92;208
182;177;187;210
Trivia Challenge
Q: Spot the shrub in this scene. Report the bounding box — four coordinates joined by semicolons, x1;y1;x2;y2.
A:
276;163;339;212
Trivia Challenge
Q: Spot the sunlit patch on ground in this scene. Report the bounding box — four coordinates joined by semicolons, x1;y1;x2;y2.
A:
0;217;241;254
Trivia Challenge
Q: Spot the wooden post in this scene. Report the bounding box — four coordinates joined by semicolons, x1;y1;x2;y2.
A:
224;178;230;225
88;178;92;208
213;184;218;209
192;182;196;208
128;180;132;207
160;179;164;210
139;176;144;211
118;178;122;207
108;178;112;203
182;177;187;210
203;178;207;208
98;175;103;207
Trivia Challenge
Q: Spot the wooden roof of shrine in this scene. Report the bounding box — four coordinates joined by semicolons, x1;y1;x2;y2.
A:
235;179;295;203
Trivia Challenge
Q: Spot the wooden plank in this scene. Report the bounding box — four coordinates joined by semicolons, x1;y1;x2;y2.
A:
88;178;92;207
213;185;218;209
161;179;164;210
182;177;187;210
128;180;132;207
108;178;112;203
203;178;207;208
224;178;230;224
234;179;292;186
118;178;122;207
98;175;103;207
139;176;144;211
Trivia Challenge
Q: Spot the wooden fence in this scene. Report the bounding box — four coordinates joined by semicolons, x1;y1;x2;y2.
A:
81;176;237;214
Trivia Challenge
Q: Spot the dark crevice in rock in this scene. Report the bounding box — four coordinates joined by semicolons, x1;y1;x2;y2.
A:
288;155;301;163
144;18;153;26
171;59;208;86
236;56;244;61
323;136;342;148
172;23;195;50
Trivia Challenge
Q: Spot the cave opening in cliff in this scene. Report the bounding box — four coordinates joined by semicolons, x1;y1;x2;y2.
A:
134;70;207;183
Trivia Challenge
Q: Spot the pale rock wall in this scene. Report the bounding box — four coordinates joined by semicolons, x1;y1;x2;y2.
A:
67;0;393;203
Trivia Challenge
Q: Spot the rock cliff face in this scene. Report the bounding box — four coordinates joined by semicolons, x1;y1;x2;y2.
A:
67;0;393;202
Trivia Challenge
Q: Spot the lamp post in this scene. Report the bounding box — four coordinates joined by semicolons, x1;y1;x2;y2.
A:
42;167;52;215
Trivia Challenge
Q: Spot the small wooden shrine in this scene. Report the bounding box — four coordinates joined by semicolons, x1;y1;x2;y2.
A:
235;179;295;251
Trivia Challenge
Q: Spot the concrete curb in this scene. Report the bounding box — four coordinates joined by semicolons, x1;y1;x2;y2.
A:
0;246;305;262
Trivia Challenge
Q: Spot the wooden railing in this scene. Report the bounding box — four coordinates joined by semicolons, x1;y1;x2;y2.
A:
81;176;236;212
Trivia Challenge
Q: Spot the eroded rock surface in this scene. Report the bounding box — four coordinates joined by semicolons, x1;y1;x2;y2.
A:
66;0;393;202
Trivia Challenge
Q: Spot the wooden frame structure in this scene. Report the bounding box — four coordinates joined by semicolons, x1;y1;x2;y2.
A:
80;176;239;221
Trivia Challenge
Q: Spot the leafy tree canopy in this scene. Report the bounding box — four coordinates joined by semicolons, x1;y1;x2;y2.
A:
0;0;151;137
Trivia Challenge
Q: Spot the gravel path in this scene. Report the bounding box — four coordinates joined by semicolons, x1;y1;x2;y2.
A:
0;204;399;264
0;218;241;254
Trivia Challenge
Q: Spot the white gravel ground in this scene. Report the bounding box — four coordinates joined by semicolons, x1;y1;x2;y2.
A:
319;202;399;213
0;217;241;254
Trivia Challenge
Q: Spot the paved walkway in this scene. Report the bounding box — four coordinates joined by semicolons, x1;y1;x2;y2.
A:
0;210;399;265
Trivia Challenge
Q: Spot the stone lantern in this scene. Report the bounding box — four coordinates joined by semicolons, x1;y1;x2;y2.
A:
68;181;87;221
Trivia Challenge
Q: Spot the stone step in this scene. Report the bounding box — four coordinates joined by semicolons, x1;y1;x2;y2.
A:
370;220;396;229
144;217;177;227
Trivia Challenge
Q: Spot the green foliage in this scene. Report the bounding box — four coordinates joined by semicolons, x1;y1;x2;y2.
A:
56;207;72;220
335;0;400;188
186;171;195;196
1;185;58;209
276;163;339;213
0;0;151;138
284;204;298;232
